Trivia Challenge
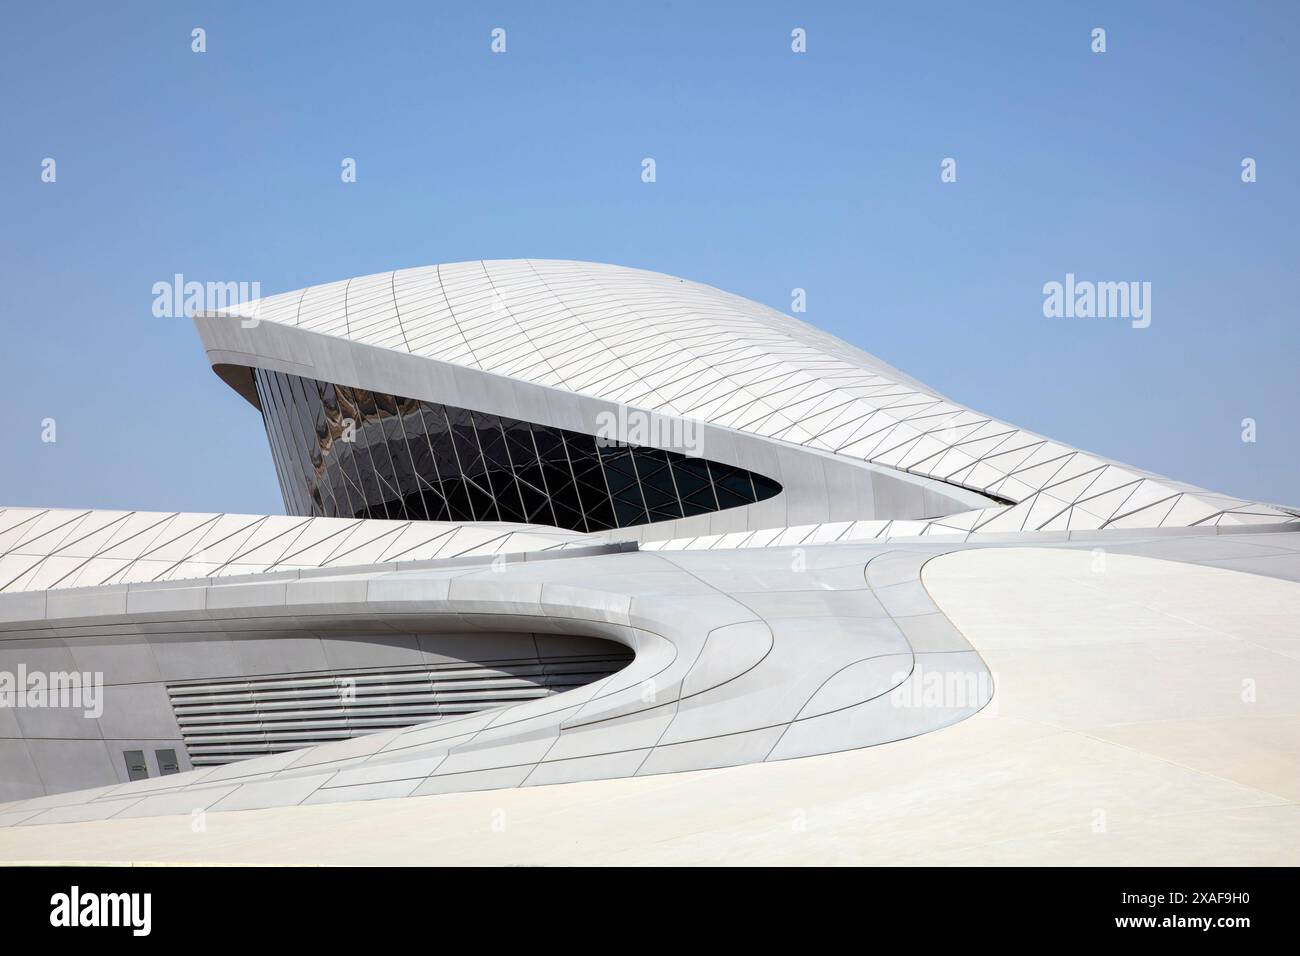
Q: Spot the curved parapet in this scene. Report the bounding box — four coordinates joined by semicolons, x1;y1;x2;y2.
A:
0;506;593;594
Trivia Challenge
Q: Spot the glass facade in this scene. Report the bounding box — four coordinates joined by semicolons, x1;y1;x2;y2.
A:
253;369;782;532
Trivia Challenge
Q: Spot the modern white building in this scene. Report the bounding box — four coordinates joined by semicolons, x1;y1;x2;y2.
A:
1;260;1297;854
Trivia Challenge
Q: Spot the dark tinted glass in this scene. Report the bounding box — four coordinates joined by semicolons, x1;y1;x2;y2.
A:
252;369;782;533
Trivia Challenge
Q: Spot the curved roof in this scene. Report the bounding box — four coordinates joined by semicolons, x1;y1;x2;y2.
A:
0;506;588;593
205;259;1296;533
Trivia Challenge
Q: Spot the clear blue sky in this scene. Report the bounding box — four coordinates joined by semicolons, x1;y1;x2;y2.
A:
2;1;1297;515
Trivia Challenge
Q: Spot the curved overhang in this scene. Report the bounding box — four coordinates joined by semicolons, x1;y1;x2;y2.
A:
194;260;1297;535
196;311;1002;538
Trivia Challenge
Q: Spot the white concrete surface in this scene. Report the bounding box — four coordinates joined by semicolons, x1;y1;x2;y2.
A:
2;546;1295;865
0;507;590;593
0;544;988;807
200;259;1297;533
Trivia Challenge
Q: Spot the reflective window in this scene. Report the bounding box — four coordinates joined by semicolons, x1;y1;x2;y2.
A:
252;369;782;533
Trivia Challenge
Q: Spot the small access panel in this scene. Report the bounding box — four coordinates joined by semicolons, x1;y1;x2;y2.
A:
155;749;180;775
122;749;149;781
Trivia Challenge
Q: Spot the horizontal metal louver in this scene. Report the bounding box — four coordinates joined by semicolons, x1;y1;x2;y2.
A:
167;654;631;766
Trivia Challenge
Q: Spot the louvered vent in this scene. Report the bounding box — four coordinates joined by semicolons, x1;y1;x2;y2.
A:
168;653;631;766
